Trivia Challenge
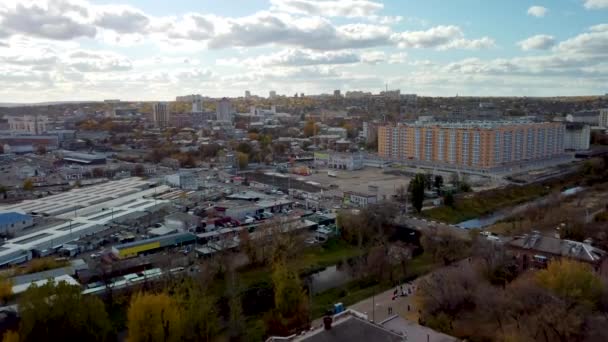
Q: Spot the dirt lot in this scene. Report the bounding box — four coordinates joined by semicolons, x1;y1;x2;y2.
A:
305;167;410;200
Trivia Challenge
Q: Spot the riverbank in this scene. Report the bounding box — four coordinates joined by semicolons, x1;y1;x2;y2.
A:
310;253;438;318
422;183;550;224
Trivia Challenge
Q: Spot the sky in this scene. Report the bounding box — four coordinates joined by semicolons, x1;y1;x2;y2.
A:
0;0;607;102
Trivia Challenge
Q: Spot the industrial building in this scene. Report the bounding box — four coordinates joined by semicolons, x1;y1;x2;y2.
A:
112;232;197;259
0;178;170;266
61;150;107;165
0;212;34;235
378;120;565;171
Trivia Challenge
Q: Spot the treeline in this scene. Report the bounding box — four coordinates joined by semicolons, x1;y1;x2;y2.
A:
415;238;608;341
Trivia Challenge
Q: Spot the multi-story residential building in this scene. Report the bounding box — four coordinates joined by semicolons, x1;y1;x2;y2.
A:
269;90;277;99
378;120;565;170
216;98;233;122
7;115;49;134
566;110;599;126
564;123;590;151
599;108;608;128
152;102;170;128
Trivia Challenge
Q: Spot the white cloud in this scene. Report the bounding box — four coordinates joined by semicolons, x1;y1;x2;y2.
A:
388;52;408;64
269;0;383;17
93;5;150;33
518;34;556;50
206;12;393;50
393;25;494;50
527;6;548;17
583;0;608;9
0;1;96;40
555;23;608;55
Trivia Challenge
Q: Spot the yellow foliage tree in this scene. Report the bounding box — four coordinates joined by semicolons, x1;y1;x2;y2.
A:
2;331;18;342
536;259;604;307
0;277;12;304
127;292;182;342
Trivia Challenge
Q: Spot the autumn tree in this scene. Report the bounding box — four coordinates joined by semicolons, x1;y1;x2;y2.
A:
0;277;12;304
126;292;182;342
421;228;469;265
408;173;426;213
1;331;18;342
18;281;112;342
267;258;309;335
22;179;34;191
174;280;219;342
536;259;604;307
236;152;249;170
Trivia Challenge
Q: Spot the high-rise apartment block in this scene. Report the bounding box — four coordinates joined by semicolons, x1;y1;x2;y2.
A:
216;98;233;122
152;102;170;128
192;98;203;113
269;90;277;99
378;120;565;170
600;108;608;128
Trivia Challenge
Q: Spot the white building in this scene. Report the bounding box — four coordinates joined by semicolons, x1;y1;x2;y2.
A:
7;115;49;134
343;191;378;207
269;90;277;99
152;102;170;128
564;123;590;151
566;111;599;126
216;98;233;122
600;108;608;128
192;98;203;113
245;90;251;98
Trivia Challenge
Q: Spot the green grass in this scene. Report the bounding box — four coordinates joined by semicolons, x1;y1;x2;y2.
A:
311;253;438;318
423;184;550;224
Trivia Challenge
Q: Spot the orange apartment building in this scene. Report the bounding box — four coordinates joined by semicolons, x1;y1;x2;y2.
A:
378;120;565;170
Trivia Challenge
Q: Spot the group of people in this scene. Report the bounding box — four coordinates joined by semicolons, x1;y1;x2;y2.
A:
392;282;415;300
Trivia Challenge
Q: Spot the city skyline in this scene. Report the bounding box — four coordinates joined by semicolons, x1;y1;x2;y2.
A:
0;0;607;102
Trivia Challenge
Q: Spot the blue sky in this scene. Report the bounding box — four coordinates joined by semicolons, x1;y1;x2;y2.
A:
0;0;607;101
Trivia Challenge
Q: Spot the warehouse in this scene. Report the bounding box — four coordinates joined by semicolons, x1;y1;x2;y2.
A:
0;212;34;235
112;232;197;259
0;178;171;266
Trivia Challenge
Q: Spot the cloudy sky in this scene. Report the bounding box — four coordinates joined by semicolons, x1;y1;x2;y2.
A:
1;0;607;102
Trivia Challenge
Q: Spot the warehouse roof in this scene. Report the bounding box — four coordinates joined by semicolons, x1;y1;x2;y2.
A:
0;212;31;225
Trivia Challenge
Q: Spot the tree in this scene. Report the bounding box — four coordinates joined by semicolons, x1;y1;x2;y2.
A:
133;164;145;177
408;174;426;213
92;167;105;178
536;259;604;307
433;175;444;193
175;281;219;342
237;152;249;170
22;179;34;191
443;191;455;207
126;292;182;342
18;280;112;342
2;331;18;342
394;184;407;202
269;258;309;334
303;120;316;137
226;267;245;341
0;277;12;304
421;229;469;265
36;145;47;155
